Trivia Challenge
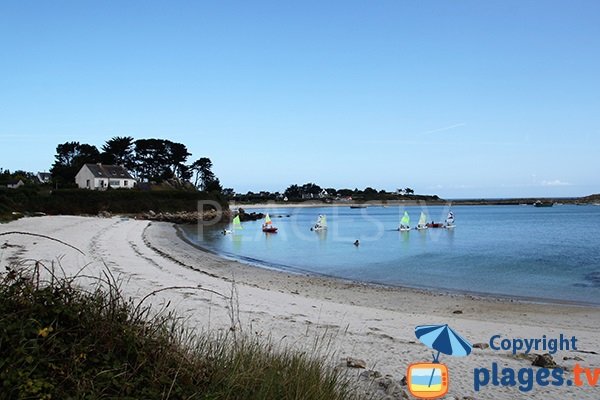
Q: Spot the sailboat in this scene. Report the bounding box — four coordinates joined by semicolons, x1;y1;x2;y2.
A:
311;214;327;231
445;211;455;229
399;211;411;231
416;212;428;230
262;213;278;233
224;214;242;234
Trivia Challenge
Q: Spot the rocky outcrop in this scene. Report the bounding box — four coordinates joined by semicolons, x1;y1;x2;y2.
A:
236;208;264;221
140;209;228;224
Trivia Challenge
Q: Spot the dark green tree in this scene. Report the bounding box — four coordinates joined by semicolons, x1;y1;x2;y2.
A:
50;142;100;185
101;136;135;170
284;184;302;199
190;157;219;190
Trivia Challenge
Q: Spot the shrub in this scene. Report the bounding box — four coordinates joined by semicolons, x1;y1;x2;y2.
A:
0;265;355;400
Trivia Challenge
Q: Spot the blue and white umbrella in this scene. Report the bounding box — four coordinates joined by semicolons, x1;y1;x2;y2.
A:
415;324;472;361
415;324;473;387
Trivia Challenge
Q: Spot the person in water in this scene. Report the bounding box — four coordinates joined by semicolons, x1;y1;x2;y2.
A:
354;240;360;246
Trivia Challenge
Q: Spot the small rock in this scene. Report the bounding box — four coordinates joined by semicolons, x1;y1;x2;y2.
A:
473;342;489;349
359;370;382;380
563;355;584;361
532;353;558;368
346;357;367;369
400;375;407;386
452;310;463;314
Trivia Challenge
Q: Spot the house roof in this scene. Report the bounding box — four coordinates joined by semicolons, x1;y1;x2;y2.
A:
83;164;135;180
37;172;51;182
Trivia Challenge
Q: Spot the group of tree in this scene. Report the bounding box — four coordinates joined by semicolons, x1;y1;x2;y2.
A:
225;183;417;202
0;168;37;185
50;137;221;192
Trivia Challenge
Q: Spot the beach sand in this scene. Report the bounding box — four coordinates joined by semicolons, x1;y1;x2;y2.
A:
1;215;598;399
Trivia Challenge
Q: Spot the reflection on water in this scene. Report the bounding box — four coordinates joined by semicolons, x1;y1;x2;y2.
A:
181;205;600;305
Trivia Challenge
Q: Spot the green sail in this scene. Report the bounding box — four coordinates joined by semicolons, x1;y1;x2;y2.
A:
401;211;410;226
233;215;242;229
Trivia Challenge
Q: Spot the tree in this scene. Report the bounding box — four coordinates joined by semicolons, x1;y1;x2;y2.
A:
190;157;220;191
284;184;302;199
301;183;322;197
101;136;135;170
404;187;415;195
50;141;100;185
364;187;378;195
165;141;191;180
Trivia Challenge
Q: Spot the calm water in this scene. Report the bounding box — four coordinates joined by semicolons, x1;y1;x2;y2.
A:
181;205;600;305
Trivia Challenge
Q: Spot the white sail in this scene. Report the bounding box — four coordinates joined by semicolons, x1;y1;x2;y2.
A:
313;214;327;230
445;211;455;228
417;212;428;230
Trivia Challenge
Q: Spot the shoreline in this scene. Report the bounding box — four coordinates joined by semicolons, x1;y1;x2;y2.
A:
175;224;600;309
1;215;599;399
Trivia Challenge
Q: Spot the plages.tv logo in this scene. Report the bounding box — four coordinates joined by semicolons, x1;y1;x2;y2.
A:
407;324;473;399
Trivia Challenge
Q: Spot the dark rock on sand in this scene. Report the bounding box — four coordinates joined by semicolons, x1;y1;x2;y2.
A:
532;353;558;368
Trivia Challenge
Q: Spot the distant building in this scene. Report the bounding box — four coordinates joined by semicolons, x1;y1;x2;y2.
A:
75;164;137;190
6;179;25;189
36;172;51;184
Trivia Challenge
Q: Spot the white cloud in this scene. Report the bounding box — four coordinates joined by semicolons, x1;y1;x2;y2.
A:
541;180;571;187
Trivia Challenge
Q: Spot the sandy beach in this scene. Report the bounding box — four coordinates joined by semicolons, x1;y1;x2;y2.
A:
1;215;598;399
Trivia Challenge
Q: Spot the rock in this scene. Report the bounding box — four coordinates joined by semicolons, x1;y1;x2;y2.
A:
346;357;367;369
98;211;111;218
452;310;463;314
532;353;558;368
400;375;407;386
563;355;584;361
359;370;382;380
148;210;156;217
473;342;489;349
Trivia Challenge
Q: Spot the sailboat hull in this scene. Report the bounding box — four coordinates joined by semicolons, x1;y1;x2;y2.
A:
262;227;278;233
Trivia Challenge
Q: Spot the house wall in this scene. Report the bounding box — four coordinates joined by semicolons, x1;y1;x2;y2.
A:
76;166;136;190
75;166;97;189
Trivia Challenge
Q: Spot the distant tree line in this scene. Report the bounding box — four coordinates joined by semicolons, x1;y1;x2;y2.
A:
49;137;222;192
0;169;37;185
227;183;419;202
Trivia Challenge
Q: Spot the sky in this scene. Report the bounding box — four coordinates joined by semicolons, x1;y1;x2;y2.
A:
1;0;599;198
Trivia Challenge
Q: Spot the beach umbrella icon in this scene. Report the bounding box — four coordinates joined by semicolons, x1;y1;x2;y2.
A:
415;324;472;362
415;324;473;387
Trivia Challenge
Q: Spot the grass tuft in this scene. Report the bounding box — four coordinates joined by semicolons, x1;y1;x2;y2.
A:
0;263;356;400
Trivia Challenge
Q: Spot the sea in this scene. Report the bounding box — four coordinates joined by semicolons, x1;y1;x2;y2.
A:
180;204;600;306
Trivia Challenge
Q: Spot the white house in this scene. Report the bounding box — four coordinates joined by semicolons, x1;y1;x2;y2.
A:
36;172;51;184
75;164;137;190
6;179;24;189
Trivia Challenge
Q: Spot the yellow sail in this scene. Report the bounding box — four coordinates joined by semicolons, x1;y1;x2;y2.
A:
265;213;272;225
233;215;242;229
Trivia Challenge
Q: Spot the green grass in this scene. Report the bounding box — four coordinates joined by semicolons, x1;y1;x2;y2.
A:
0;265;356;400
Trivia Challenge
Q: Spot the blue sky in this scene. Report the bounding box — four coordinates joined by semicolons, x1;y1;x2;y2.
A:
1;1;598;198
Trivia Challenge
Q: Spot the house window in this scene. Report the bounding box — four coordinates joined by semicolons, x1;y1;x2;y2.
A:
100;180;105;188
124;180;128;186
109;180;120;187
86;179;90;188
